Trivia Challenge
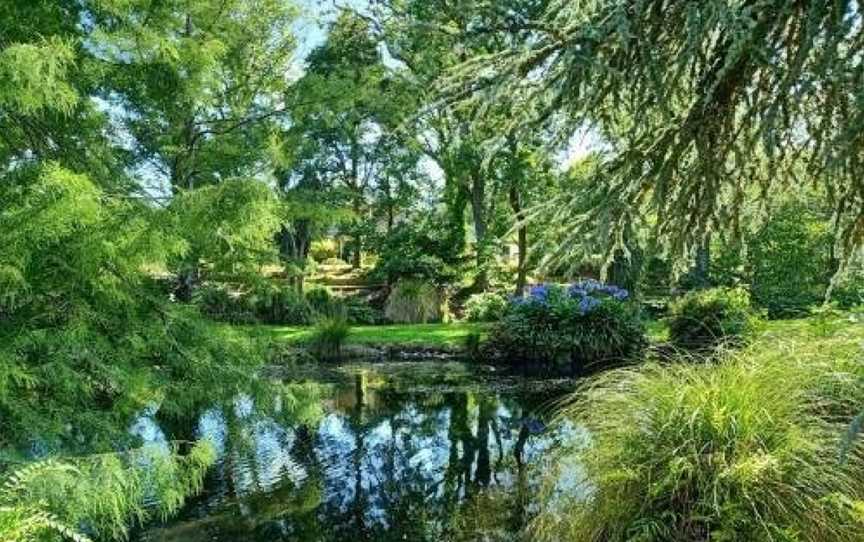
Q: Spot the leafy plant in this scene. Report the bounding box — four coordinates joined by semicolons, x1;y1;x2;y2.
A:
668;287;760;352
463;292;508;322
483;281;645;371
749;203;833;318
305;286;334;315
0;441;216;542
194;281;313;325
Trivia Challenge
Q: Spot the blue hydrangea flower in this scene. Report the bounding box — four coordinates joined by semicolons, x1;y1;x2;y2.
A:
528;284;551;302
578;295;601;314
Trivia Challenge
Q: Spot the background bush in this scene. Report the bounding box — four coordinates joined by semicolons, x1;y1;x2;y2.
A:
749;203;833;317
309;239;339;262
194;281;312;325
463;292;508;322
482;281;645;372
668;287;759;351
305;286;334;314
385;280;445;324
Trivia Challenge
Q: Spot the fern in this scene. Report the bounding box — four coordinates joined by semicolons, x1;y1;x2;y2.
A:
0;441;216;542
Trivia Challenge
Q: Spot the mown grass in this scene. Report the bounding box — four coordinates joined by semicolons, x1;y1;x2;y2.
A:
533;313;864;542
260;322;492;349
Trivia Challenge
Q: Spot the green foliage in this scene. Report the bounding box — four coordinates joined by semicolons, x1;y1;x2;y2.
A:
372;221;466;287
385;280;444;324
305;287;334;315
483;284;645;371
0;441;216;542
0;37;77;114
749;203;833;318
534;352;864;541
463;292;508;322
168;179;282;280
309;240;339;262
668;287;760;352
194;281;312;325
308;306;351;361
342;296;385;326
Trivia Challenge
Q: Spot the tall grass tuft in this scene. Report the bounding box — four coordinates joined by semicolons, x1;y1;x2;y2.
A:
385;280;442;324
309;303;351;361
533;349;864;541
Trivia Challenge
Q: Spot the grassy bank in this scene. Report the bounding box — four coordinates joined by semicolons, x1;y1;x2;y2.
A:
532;313;864;541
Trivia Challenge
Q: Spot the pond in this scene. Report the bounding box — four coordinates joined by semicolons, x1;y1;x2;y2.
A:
133;361;584;542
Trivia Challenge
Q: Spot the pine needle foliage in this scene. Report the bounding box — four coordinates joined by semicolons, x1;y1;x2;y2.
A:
445;0;864;267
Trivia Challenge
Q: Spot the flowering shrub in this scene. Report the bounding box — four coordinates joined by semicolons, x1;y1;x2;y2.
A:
668;287;760;351
464;292;508;322
482;281;646;372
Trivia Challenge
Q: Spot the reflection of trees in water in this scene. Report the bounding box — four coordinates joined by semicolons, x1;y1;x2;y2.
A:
143;375;567;542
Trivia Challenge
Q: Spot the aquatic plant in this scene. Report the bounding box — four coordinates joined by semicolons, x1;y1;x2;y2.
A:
309;304;351;361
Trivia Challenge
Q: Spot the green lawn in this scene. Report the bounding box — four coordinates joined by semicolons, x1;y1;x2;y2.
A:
262;322;491;348
255;312;864;355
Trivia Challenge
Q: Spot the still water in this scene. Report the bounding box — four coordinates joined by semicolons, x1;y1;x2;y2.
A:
134;362;582;542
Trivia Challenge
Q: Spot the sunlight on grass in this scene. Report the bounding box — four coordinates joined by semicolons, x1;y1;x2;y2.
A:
267;322;491;348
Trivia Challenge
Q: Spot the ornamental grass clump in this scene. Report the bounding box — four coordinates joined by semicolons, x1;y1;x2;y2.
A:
309;304;351;361
532;350;864;542
482;281;645;372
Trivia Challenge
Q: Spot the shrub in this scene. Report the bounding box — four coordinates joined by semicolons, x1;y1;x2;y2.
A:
533;352;864;541
343;295;385;325
309;239;339;262
749;203;833;317
194;281;312;325
463;292;508;322
372;221;465;286
193;284;254;323
668;287;759;351
482;281;645;371
308;305;351;361
246;282;312;325
385;280;444;324
305;286;334;314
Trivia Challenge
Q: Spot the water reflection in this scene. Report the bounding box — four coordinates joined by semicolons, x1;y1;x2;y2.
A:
136;362;580;542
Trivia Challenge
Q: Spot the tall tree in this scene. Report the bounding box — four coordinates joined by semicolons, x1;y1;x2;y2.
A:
280;12;420;269
94;0;297;193
447;0;864;269
367;0;553;290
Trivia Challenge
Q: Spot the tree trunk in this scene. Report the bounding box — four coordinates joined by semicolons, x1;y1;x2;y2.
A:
470;175;489;291
509;185;528;296
351;197;363;270
693;236;711;289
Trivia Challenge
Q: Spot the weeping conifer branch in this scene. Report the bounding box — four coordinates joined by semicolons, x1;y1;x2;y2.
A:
442;0;864;268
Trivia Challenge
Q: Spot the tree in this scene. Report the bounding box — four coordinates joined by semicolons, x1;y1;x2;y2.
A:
367;0;554;290
94;0;297;193
280;12;421;269
446;0;864;269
